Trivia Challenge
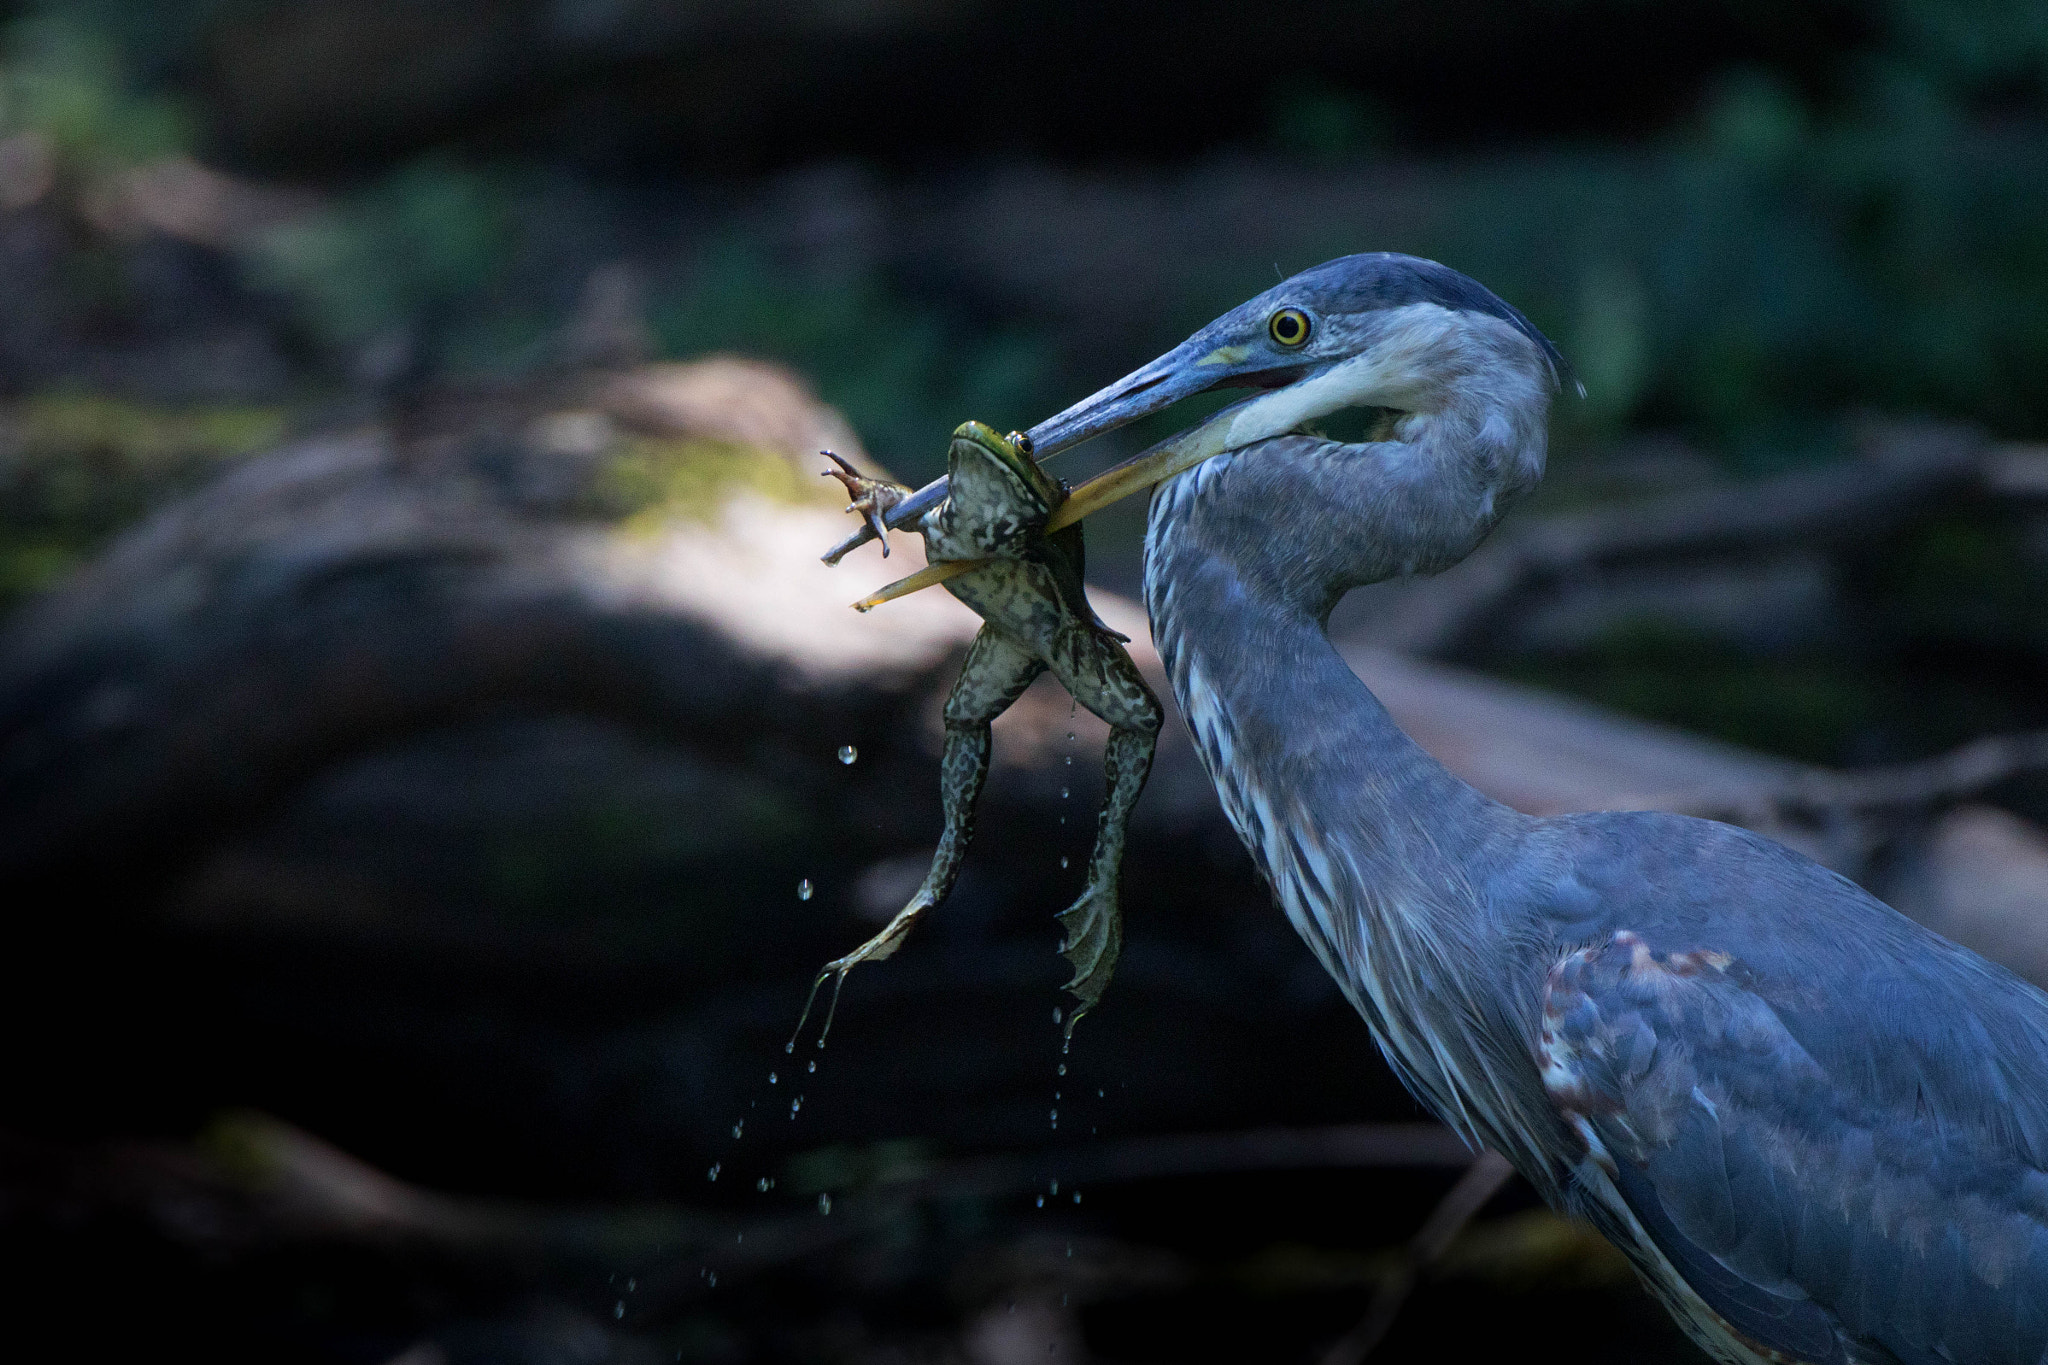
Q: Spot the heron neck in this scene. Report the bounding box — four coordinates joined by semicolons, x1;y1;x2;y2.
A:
1144;458;1536;1148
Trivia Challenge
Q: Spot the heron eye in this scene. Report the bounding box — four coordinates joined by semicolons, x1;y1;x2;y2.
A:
1268;308;1311;348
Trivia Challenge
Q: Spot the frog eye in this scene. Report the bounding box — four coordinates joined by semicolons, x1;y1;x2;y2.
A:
1268;307;1311;348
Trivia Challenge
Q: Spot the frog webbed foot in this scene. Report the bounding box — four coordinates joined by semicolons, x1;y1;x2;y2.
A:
1057;877;1122;1029
822;451;910;555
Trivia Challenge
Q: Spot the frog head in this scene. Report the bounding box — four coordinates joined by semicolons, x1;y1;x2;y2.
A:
928;421;1068;560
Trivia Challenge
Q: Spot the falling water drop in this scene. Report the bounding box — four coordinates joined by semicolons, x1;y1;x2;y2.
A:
1072;1191;1082;1204
818;1192;832;1215
1059;855;1069;869
614;1301;625;1320
1050;1180;1059;1195
768;1071;778;1085
707;1271;717;1287
1052;1007;1062;1025
1065;1242;1074;1260
784;1040;794;1054
757;1176;774;1192
707;1163;721;1181
1060;786;1070;799
790;1095;803;1117
1057;1063;1066;1076
797;879;813;901
837;745;858;765
1035;1195;1045;1208
627;1278;636;1293
731;1121;744;1139
806;1059;816;1073
1064;754;1073;766
1050;1108;1058;1124
1066;731;1075;742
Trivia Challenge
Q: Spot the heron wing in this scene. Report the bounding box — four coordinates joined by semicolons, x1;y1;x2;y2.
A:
1538;894;2048;1365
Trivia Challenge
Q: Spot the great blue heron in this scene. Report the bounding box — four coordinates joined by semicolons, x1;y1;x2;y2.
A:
846;254;2048;1363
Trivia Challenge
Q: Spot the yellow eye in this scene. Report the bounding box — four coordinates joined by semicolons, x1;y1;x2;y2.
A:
1269;307;1311;348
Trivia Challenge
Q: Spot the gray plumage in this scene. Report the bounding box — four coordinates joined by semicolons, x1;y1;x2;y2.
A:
1019;253;2048;1365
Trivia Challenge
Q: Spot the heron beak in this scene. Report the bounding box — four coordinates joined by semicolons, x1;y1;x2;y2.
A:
1026;336;1307;531
1026;335;1272;459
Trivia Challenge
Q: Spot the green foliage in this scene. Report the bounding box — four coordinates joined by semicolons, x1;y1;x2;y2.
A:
253;156;516;352
0;12;188;172
649;241;1053;484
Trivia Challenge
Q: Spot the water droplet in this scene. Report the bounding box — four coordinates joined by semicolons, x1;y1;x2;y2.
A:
1059;855;1068;869
797;879;813;901
1052;1007;1062;1024
1035;1195;1045;1208
790;1095;803;1116
1050;1108;1058;1123
1096;1088;1104;1098
818;1192;832;1215
1054;1091;1061;1100
1066;731;1075;742
1064;754;1073;765
732;1121;744;1138
757;1176;773;1192
1065;1242;1074;1259
1056;1063;1066;1076
1060;786;1070;799
1049;1180;1059;1195
768;1071;777;1085
806;1059;816;1073
1072;1191;1082;1204
614;1301;625;1319
707;1270;717;1286
784;1041;794;1054
707;1163;721;1181
626;1278;636;1292
837;745;858;765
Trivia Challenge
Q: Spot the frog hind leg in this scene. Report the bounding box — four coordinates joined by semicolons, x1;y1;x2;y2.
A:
800;626;1045;1036
1045;624;1163;1033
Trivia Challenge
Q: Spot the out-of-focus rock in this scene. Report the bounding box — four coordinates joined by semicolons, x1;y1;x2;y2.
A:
1890;805;2048;987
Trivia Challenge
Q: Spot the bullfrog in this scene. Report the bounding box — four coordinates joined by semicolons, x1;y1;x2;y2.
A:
812;422;1161;1035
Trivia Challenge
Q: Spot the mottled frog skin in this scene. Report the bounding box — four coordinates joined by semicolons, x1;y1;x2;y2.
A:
820;423;1162;1030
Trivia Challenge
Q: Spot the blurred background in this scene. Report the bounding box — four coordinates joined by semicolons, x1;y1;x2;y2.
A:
4;2;2048;1361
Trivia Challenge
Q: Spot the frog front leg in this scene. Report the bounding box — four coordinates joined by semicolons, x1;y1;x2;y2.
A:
808;626;1043;986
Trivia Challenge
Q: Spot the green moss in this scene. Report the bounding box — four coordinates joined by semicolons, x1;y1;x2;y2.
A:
590;435;831;530
15;393;285;468
0;394;287;610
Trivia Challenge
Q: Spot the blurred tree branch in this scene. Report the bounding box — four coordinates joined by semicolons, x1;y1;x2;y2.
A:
1379;423;2048;657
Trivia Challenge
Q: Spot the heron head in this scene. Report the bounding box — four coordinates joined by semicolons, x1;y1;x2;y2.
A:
1025;254;1573;538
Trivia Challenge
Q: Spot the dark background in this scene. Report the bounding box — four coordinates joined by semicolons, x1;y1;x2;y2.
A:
3;2;2048;1362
